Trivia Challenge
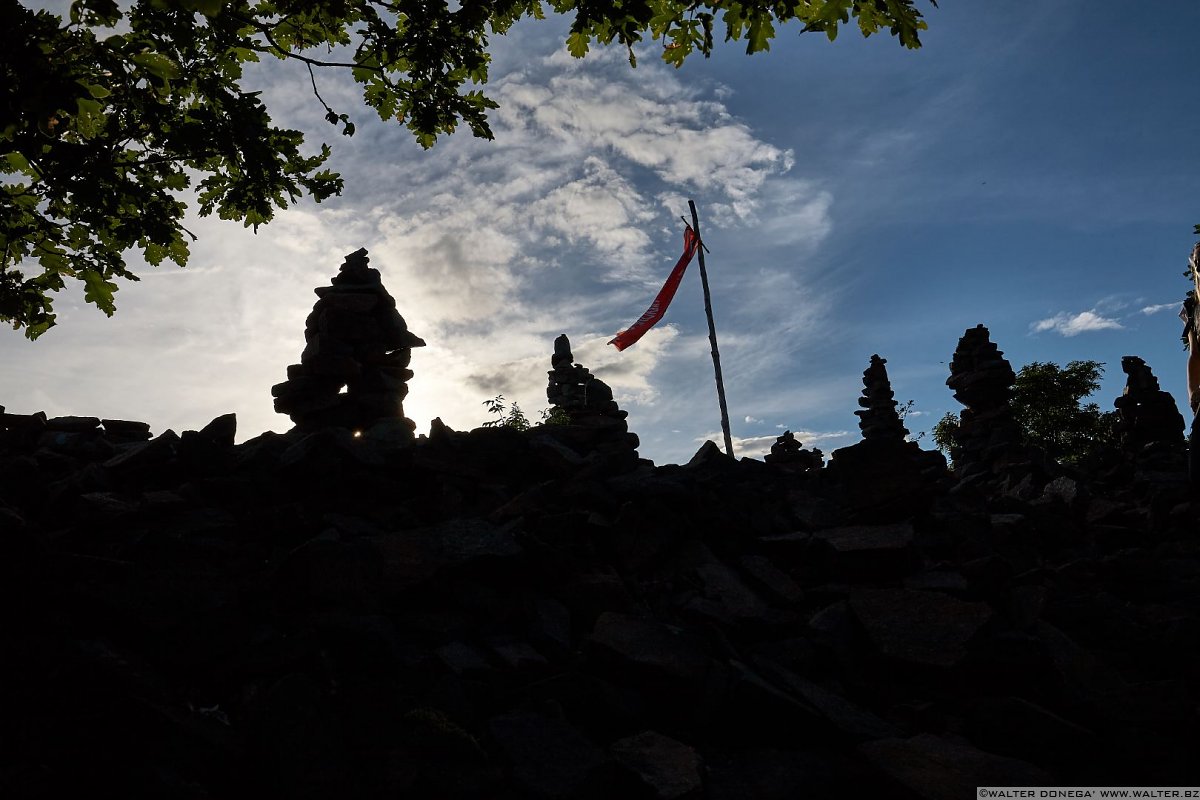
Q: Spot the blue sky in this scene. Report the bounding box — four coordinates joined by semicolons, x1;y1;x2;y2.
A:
4;2;1199;464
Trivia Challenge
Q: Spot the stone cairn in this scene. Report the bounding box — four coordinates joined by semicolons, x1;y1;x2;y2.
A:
544;334;639;470
763;430;823;473
1113;355;1186;471
271;248;425;435
855;354;908;442
826;354;947;520
945;324;1027;481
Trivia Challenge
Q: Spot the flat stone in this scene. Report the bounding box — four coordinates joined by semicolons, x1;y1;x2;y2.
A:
484;638;549;671
859;734;1051;800
436;641;495;676
373;519;522;586
678;546;772;625
813;523;913;552
610;731;702;800
46;415;101;432
752;656;899;741
78;491;138;518
589;612;715;687
738;554;805;605
966;695;1098;765
101;418;152;439
103;429;180;472
849;588;993;667
489;711;608;799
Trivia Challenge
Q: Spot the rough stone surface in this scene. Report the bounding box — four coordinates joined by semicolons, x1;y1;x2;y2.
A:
849;588;993;667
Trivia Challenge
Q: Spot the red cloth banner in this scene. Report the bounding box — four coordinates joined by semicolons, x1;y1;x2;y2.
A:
608;227;700;351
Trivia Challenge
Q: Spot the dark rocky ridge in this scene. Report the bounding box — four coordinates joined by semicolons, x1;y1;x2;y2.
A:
2;305;1198;797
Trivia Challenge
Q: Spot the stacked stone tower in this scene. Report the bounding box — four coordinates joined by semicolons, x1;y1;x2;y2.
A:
271;248;425;435
826;354;947;521
543;334;640;472
855;355;908;442
1113;355;1186;472
945;324;1025;479
547;334;622;418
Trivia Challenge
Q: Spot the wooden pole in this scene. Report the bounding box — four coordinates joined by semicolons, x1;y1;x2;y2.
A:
689;199;734;458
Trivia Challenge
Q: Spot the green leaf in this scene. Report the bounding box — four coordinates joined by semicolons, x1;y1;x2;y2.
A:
81;269;118;316
130;52;182;81
77;81;112;99
76;97;104;116
4;151;31;175
566;30;590;58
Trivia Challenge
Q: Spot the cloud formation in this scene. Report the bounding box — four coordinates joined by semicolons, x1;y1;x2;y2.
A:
1030;310;1123;337
1140;302;1179;316
0;38;836;466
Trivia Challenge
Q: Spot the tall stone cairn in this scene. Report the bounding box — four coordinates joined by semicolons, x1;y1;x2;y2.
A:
547;334;623;418
271;248;425;434
945;324;1023;477
825;353;947;521
1113;355;1186;468
544;334;639;470
855;355;908;441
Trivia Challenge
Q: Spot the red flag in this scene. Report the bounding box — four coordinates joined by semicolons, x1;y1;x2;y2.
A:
608;226;700;351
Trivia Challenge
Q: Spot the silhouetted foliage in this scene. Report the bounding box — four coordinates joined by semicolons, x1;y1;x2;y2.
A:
482;395;531;431
933;360;1118;467
2;0;935;337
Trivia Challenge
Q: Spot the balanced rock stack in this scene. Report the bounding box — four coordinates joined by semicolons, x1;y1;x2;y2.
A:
855;354;908;441
827;354;947;521
945;324;1027;480
763;430;823;473
1113;355;1186;472
271;248;425;435
543;334;639;471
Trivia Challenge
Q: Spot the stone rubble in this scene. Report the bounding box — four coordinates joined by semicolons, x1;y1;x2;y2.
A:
1;323;1197;798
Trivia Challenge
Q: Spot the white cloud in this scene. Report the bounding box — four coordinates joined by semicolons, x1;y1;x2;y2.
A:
0;34;834;465
1030;310;1124;337
1140;302;1180;316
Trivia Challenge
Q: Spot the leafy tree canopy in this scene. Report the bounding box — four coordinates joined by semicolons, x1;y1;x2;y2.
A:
1;0;935;338
932;360;1118;467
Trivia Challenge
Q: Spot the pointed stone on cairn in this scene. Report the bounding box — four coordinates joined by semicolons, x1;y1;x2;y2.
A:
763;430;823;473
944;324;1027;480
855;355;908;442
271;248;425;436
1113;355;1186;471
826;354;947;522
543;334;640;472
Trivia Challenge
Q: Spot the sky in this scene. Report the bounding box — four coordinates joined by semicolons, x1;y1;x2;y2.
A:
4;2;1200;464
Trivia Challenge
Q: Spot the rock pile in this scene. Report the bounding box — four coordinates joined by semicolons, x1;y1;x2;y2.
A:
854;354;908;441
271;248;425;435
826;355;948;521
3;320;1199;798
541;334;641;474
1113;355;1187;473
763;430;823;472
945;324;1031;484
3;395;1197;798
